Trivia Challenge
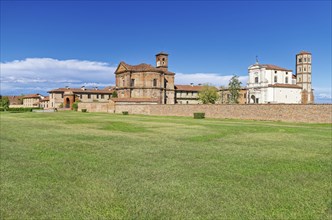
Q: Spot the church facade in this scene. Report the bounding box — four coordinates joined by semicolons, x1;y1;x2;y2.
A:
247;51;314;104
114;52;175;104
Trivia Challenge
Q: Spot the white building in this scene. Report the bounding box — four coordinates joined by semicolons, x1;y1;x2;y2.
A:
247;63;302;104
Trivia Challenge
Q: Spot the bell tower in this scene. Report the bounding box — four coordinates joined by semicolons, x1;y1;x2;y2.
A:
156;52;168;70
296;51;314;104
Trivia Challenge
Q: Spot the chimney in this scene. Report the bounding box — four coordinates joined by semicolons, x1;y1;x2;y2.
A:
190;83;193;87
198;83;202;86
95;86;98;90
81;86;85;90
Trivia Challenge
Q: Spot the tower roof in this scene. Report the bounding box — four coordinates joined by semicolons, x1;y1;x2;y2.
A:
156;51;168;56
298;50;311;54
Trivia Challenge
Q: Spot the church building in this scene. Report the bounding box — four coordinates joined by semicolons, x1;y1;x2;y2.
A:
113;52;175;104
247;51;313;104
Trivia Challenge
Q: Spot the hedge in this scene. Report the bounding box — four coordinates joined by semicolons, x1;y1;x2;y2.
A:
193;112;205;119
0;108;42;112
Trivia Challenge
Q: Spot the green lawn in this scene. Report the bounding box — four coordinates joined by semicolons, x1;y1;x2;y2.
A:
0;111;331;219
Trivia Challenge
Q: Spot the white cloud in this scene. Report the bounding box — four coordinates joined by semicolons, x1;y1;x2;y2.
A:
0;58;117;95
175;73;248;87
313;87;332;103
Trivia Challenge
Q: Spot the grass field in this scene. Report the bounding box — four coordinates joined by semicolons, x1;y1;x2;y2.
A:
0;111;331;219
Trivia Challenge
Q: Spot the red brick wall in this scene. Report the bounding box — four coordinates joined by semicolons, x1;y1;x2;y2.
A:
78;102;332;123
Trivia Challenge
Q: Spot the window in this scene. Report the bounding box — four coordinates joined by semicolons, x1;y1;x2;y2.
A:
299;58;302;62
274;76;277;83
244;93;246;98
101;94;104;99
88;94;91;99
286;72;288;75
304;58;307;62
308;58;311;62
299;77;302;82
80;94;82;99
131;79;135;87
61;93;64;98
285;77;288;83
153;79;157;87
186;92;188;96
275;71;277;74
304;67;306;72
96;94;99;99
255;77;259;83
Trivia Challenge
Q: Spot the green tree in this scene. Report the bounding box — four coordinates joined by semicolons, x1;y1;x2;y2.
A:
1;96;10;110
72;100;80;111
228;75;242;104
198;84;220;104
112;91;118;98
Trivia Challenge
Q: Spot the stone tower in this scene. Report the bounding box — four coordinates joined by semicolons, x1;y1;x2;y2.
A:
156;52;168;70
296;51;314;104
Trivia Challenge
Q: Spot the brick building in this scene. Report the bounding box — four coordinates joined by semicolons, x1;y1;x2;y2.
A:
114;52;175;104
48;86;115;109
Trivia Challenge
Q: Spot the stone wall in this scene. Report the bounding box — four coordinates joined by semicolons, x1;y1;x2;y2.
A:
78;102;114;113
78;102;332;123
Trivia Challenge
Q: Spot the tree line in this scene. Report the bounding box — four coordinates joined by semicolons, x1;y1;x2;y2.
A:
198;75;242;104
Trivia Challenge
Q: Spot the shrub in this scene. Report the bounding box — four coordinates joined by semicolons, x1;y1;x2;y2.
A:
72;102;79;111
0;108;4;112
122;111;129;115
81;109;87;113
194;112;205;119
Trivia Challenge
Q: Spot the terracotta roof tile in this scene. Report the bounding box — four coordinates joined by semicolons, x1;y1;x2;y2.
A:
262;64;292;72
175;85;204;92
298;51;311;54
4;96;24;105
22;94;41;99
40;97;49;102
116;62;175;75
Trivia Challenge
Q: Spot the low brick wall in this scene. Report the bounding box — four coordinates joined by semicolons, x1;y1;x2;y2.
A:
78;102;114;113
78;102;332;123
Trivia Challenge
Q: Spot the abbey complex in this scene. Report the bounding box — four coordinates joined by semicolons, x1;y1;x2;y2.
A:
12;51;314;109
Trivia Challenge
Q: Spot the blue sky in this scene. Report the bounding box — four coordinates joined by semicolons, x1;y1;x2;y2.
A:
1;0;331;102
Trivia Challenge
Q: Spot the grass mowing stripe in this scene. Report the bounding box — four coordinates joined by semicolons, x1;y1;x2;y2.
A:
1;111;331;219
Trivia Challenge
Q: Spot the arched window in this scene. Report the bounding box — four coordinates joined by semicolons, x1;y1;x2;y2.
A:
285;77;288;83
153;79;157;87
274;76;278;83
255;77;259;83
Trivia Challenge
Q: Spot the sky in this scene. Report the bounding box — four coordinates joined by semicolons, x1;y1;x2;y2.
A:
1;0;331;103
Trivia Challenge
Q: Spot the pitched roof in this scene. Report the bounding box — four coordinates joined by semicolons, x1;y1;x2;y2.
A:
268;84;301;89
298;50;311;55
48;87;115;94
262;64;292;72
156;51;168;56
175;85;204;92
111;98;159;103
4;96;24;105
22;94;41;99
116;62;175;75
40;97;49;102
